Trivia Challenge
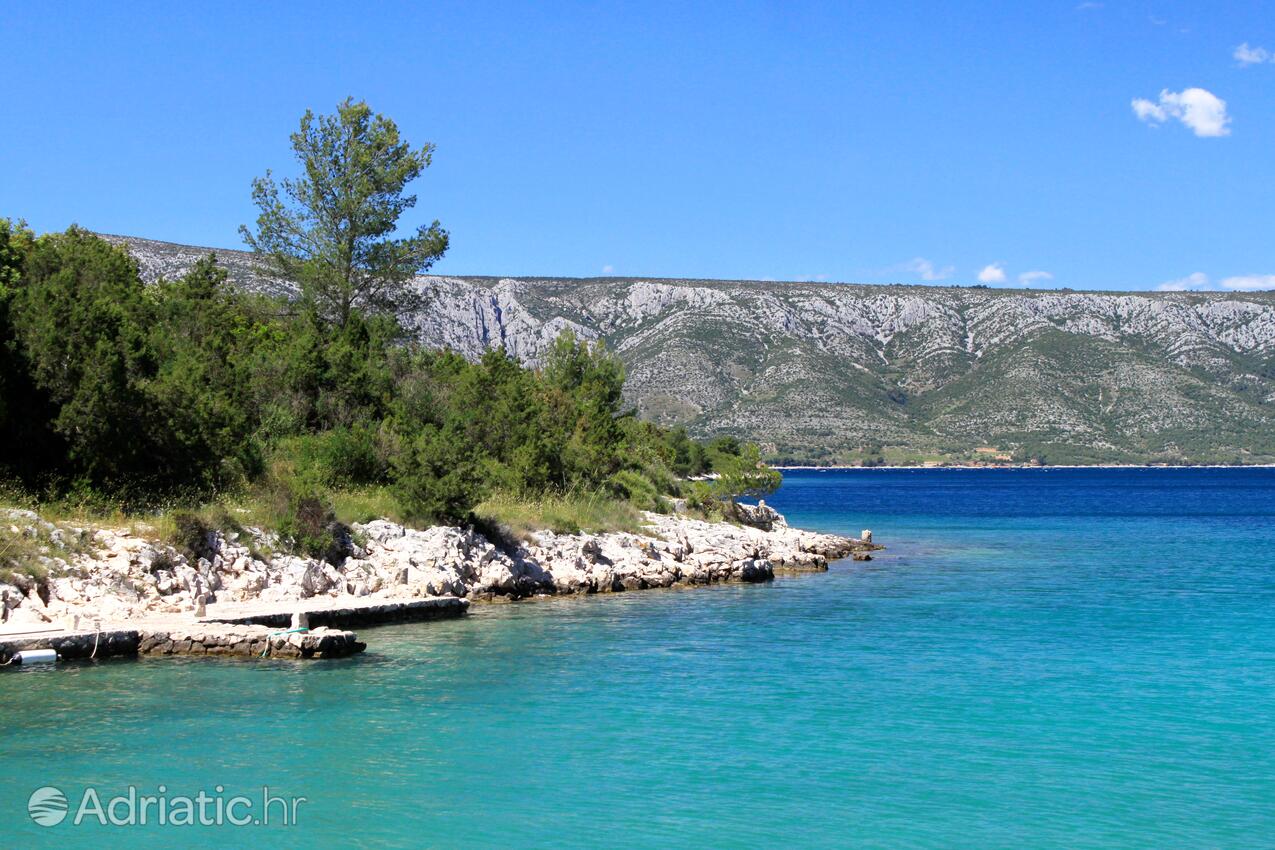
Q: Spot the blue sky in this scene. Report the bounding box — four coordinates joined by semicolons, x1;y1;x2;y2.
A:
3;1;1273;290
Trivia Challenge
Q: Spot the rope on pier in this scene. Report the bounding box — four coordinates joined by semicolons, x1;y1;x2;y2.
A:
258;626;310;658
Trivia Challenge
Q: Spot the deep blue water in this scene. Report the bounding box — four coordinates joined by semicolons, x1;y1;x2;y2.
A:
3;468;1275;848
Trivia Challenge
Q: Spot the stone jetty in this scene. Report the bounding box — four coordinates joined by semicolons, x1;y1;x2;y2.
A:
0;624;364;663
204;595;469;629
137;624;364;660
0;595;472;664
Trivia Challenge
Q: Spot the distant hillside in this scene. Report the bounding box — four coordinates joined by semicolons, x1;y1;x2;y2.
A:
102;234;1275;466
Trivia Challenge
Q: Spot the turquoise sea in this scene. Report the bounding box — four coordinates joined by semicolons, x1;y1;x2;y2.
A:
3;468;1275;848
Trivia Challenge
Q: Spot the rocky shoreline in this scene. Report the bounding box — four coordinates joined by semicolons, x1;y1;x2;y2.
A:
0;503;878;656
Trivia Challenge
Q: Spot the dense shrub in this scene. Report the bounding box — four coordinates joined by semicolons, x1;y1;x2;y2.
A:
279;425;387;489
392;424;487;525
168;511;214;563
607;469;661;511
0;225;779;527
11;227;159;488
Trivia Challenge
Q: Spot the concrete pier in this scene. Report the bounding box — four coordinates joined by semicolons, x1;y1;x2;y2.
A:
0;628;140;663
202;595;470;629
137;624;364;659
0;595;470;665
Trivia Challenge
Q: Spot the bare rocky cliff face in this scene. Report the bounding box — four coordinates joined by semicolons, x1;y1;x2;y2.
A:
103;235;1275;464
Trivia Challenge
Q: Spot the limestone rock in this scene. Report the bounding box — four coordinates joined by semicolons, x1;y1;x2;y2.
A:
1;501;873;620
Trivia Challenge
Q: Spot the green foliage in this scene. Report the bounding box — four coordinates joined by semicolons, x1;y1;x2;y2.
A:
250;461;344;563
683;480;718;515
711;443;782;504
540;330;629;486
0;219;65;484
476;491;645;538
277;423;389;490
147;255;265;488
328;486;400;526
392;423;486;525
383;333;694;524
2;96;783;528
12;227;160;489
280;493;342;563
607;469;662;511
168;510;213;563
240;98;448;328
662;426;710;477
708;435;742;457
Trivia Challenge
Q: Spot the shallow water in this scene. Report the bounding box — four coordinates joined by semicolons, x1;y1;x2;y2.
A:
3;468;1274;848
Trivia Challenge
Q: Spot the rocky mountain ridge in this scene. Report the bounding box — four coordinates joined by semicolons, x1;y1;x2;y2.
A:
102;235;1275;464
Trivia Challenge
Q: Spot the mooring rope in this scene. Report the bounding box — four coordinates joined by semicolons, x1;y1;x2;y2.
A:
258;626;310;658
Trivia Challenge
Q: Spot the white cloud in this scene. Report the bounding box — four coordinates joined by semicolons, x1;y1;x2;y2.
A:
1234;43;1272;66
903;257;954;281
1131;88;1231;137
601;264;614;274
1018;270;1054;286
1220;274;1275;291
977;263;1007;284
1075;1;1102;8
1156;272;1212;291
1131;98;1167;123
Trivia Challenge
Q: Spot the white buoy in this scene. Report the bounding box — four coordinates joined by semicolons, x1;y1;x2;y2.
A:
15;649;58;665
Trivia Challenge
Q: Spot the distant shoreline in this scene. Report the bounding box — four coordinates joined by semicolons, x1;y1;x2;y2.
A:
774;464;1275;470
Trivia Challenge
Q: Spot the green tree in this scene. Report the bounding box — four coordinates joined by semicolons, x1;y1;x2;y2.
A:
662;425;709;477
0;219;65;484
240;98;448;328
0;220;32;432
11;227;158;487
711;443;781;506
392;423;485;525
540;330;628;486
147;255;263;486
448;348;554;493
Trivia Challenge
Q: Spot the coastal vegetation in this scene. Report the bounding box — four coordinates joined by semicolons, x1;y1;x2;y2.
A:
0;102;779;576
109;235;1275;469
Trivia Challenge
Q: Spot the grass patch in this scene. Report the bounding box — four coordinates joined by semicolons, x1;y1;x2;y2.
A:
0;514;94;585
2;484;658;575
329;486;401;526
475;491;647;539
0;526;48;585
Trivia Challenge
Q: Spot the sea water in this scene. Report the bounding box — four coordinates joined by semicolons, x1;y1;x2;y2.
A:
2;468;1274;848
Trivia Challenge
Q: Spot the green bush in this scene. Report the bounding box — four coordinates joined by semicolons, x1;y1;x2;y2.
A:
279;424;386;489
608;469;661;511
279;493;343;563
710;443;781;504
0;225;775;536
392;425;486;525
322;424;385;485
168;510;213;562
11;227;159;488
